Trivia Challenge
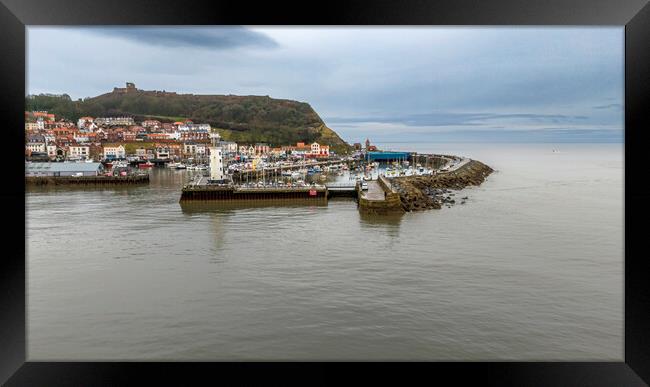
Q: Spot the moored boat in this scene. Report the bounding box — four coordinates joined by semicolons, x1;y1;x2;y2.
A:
138;161;154;169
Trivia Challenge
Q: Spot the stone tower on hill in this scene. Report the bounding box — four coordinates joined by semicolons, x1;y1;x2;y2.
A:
113;82;137;94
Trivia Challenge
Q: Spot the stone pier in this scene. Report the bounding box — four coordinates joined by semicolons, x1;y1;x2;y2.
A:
358;175;404;213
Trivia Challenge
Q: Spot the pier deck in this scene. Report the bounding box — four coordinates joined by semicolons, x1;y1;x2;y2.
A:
26;174;150;186
180;182;328;203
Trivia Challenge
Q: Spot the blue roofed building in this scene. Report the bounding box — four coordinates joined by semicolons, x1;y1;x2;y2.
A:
366;151;411;162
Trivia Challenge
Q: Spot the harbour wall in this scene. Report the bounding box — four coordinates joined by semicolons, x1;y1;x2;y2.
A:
26;174;150;186
180;186;328;203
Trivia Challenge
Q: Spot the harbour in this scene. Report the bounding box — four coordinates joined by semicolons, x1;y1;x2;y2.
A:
26;143;624;360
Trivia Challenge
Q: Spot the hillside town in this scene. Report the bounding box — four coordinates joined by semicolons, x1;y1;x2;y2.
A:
24;110;339;167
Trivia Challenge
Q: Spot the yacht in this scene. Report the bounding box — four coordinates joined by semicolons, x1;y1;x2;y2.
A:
384;168;399;178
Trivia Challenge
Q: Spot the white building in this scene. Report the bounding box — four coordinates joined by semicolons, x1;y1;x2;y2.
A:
26;143;46;153
95;117;135;126
310;142;330;157
77;117;96;131
103;144;126;159
69;146;90;159
178;123;211;132
219;141;238;154
156;147;171;160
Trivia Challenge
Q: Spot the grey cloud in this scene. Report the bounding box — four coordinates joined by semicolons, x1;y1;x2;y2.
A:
27;27;623;142
88;26;278;49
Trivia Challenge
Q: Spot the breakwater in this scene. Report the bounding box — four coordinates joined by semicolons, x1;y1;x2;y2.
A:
26;174;150;186
391;160;494;211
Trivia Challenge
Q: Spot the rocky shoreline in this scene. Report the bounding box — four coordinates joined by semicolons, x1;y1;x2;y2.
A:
390;160;494;212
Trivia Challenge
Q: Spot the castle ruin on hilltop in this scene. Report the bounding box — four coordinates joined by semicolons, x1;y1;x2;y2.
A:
112;82;177;95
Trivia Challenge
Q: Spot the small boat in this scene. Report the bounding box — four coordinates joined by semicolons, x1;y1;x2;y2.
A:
175;163;187;169
112;161;129;169
384;168;399;177
416;166;433;176
196;165;208;170
138;161;154;169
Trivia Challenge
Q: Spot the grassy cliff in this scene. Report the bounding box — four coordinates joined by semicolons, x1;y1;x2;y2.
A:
26;89;352;153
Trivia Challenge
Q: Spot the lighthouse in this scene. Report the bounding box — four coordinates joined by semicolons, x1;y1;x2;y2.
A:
209;132;225;182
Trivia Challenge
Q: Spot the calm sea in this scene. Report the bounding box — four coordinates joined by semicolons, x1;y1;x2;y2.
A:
26;142;623;360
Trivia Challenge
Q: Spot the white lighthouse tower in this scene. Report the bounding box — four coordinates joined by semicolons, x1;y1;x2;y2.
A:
209;132;224;182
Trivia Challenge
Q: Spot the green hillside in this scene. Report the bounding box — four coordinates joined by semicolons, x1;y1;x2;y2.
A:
25;89;352;154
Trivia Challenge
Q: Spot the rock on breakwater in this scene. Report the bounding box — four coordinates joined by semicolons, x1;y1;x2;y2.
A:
391;160;494;212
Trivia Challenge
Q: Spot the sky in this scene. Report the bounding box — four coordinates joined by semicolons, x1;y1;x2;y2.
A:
27;27;624;143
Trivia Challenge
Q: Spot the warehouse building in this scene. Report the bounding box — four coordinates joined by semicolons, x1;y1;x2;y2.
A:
25;162;105;177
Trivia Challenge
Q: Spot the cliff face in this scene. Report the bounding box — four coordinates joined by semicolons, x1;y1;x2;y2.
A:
25;89;352;152
391;160;494;211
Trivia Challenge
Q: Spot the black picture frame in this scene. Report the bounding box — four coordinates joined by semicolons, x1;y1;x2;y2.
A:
2;0;649;385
